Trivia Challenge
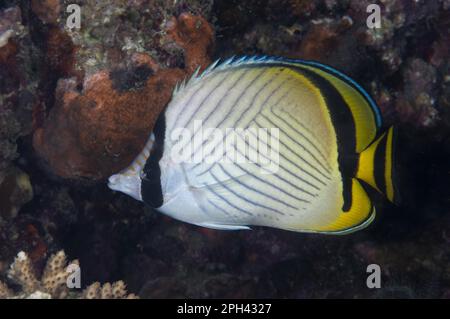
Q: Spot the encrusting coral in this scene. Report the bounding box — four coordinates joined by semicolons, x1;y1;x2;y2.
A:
0;5;36;185
33;12;214;180
0;250;138;299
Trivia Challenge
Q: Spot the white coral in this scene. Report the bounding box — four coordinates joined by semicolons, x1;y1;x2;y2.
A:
0;250;138;299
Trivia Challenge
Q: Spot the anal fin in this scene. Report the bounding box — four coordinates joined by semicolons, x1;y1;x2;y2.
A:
315;178;375;235
196;222;251;231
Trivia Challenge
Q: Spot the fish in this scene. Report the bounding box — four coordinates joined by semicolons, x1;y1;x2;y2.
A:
108;56;397;234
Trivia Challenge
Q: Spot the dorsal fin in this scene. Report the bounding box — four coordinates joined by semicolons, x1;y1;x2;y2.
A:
172;56;275;97
173;56;381;128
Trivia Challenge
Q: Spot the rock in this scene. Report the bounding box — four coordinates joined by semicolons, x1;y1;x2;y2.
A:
33;13;214;180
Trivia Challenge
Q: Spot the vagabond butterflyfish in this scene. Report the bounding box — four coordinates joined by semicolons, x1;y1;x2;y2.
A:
108;56;397;234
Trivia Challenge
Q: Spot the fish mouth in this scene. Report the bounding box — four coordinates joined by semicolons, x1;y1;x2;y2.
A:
107;174;120;188
107;173;143;201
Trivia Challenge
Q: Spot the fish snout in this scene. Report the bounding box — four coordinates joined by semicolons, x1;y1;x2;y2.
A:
107;173;143;201
108;174;120;188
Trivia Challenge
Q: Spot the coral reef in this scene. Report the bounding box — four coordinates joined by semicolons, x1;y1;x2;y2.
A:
215;0;449;127
33;8;214;180
0;0;449;300
395;58;439;127
0;5;35;183
25;0;215;181
0;250;137;299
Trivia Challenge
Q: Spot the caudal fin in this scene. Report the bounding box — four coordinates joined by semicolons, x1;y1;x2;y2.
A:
356;126;397;204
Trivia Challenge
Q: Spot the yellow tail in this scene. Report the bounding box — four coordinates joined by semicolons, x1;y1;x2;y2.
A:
356;126;397;203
